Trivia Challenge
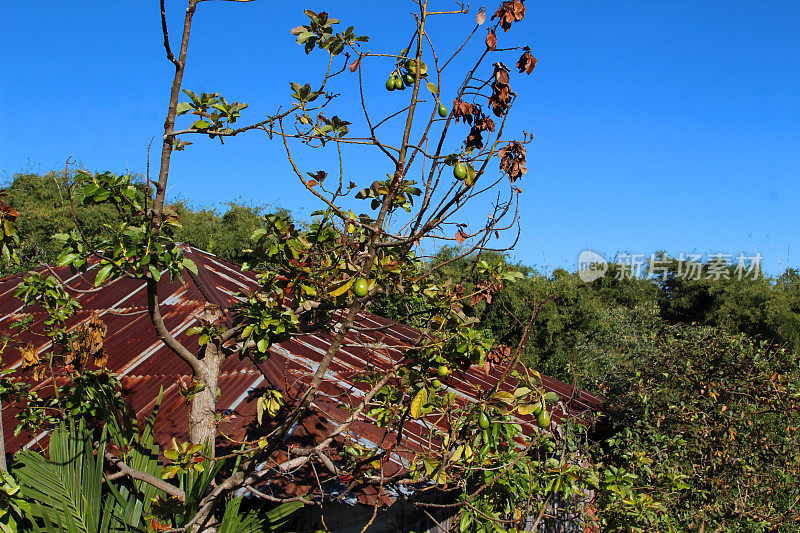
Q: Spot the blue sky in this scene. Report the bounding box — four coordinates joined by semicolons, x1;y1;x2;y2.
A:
1;1;797;276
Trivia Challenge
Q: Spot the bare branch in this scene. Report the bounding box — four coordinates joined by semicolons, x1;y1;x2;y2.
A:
105;451;186;502
160;0;179;68
146;277;203;375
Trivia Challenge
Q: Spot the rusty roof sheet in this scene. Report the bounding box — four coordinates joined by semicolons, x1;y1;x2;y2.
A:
0;246;603;505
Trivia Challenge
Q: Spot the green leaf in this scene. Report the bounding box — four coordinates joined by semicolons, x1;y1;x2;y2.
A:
257;338;270;353
328;277;354;298
57;252;80;267
176;102;192;116
426;82;438;95
15;421;105;533
264;501;303;531
514;387;533;398
256;397;266;425
490;391;516;406
148;264;162;282
183;89;200;105
460;511;471;533
94;263;113;286
182;258;198;275
543;391;560;402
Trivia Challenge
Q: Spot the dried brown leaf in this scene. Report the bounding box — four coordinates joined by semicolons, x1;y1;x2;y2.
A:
517;49;537;74
349;56;362;72
485;29;497;50
21;342;38;367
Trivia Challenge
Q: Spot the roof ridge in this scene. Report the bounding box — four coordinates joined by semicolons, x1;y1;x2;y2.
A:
177;244;254;274
179;245;247;309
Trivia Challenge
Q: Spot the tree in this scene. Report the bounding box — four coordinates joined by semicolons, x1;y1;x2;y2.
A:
2;1;615;531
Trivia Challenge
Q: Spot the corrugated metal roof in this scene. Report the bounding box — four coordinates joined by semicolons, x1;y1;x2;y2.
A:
0;245;602;505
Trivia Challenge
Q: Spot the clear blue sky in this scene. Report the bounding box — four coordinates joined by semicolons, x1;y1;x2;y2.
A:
1;1;797;276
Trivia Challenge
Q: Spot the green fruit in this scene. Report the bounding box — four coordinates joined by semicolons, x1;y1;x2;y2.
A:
404;74;415;86
436;365;450;378
431;378;442;390
533;400;544;416
353;278;369;298
386;77;396;91
393;77;404;90
536;409;551;429
438;103;448;118
453;162;466;181
478;411;491;431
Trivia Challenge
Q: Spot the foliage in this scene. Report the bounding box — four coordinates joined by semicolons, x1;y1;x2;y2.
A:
15;420;139;532
0;171;285;274
0;262;127;438
373;251;800;529
7;406;296;533
0;469;30;533
0;194;20;268
591;323;800;531
657;257;800;356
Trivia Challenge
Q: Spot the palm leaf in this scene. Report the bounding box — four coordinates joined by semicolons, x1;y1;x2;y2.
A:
15;420;104;533
216;497;266;533
15;398;167;533
263;501;303;532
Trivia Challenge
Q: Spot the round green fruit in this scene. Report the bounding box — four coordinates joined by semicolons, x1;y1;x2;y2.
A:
536;409;551;429
385;77;396;91
436;365;450;378
533;400;544;416
353;278;369;298
438;103;448;118
431;378;442;390
393;77;404;90
478;411;491;431
404;74;415;86
453;162;467;181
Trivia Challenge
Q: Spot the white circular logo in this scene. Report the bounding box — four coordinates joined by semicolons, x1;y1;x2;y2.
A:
578;250;608;282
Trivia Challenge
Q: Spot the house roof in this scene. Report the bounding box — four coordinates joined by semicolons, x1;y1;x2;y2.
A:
0;245;602;506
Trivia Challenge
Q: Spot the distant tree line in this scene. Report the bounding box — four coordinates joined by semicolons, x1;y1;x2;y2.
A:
371;246;800;388
0;171;284;274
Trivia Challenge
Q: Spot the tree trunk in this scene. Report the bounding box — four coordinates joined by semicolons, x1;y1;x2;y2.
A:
189;345;221;452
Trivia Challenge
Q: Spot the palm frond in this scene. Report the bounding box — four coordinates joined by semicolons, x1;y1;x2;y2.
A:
15;420;104;533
